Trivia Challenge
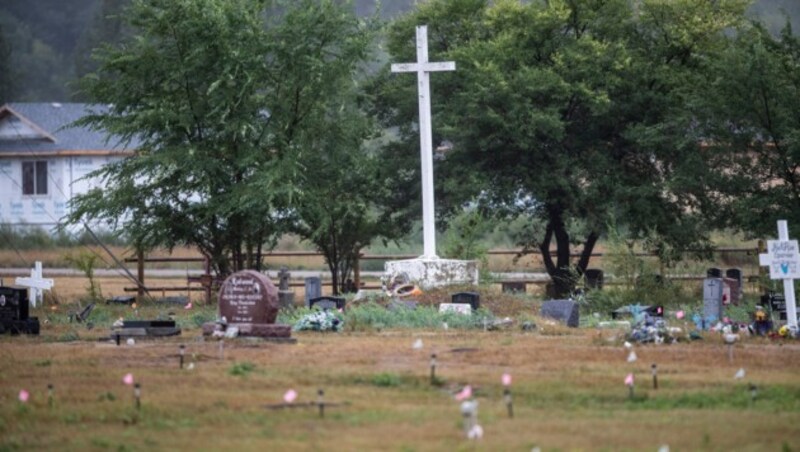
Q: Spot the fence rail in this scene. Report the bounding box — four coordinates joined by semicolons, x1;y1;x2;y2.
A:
122;245;764;302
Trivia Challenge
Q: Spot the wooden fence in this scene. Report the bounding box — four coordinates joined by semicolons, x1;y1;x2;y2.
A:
123;245;765;303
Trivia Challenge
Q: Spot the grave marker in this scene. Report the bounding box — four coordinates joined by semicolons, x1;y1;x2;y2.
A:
304;277;322;307
202;270;292;339
309;296;346;312
451;292;480;311
702;278;725;323
0;286;39;335
541;299;580;328
15;261;53;308
391;25;455;259
758;220;799;329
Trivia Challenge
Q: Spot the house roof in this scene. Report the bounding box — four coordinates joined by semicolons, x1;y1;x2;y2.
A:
0;103;136;157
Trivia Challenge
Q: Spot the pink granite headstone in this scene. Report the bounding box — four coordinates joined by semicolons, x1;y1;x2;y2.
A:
204;270;290;338
218;270;278;324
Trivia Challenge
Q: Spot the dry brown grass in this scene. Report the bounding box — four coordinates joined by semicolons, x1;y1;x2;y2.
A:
1;309;799;451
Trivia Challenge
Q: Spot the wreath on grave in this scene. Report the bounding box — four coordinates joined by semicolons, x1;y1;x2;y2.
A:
292;310;343;332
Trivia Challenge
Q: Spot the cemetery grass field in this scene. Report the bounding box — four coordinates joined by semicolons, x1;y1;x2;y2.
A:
1;298;800;451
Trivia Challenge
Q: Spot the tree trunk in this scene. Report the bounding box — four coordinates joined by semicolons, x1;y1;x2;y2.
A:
538;207;599;298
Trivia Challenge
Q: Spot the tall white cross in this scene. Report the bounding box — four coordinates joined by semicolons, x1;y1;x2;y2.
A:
391;25;455;260
758;220;799;330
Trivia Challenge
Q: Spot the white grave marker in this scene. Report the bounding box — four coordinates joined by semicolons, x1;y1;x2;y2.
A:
758;220;799;329
391;25;455;259
15;261;54;308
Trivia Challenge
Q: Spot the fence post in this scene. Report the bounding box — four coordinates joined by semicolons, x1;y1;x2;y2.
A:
204;256;212;305
354;253;361;291
137;249;145;303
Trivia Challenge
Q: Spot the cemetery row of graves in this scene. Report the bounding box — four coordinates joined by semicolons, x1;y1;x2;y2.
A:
1;226;799;449
0;221;797;449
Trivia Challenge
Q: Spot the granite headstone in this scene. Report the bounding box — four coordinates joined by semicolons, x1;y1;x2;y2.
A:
202;270;291;338
0;286;39;335
702;278;724;322
309;296;346;312
451;292;480;311
304;277;322;307
540;299;579;328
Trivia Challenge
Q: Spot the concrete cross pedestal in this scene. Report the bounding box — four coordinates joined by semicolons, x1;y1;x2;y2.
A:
386;25;478;289
758;220;799;330
15;261;54;308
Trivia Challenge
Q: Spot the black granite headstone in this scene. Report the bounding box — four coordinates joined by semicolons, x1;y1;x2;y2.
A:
0;286;39;335
451;292;480;311
584;269;604;290
540;299;579;328
309;296;346;312
706;268;723;278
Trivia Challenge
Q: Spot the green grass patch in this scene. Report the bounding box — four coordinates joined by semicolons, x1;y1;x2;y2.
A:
229;362;256;377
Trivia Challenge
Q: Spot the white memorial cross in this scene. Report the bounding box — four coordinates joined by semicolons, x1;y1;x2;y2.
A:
391;25;455;260
758;220;799;330
15;261;54;308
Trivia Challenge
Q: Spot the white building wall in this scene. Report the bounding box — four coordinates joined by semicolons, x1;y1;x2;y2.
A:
0;156;121;227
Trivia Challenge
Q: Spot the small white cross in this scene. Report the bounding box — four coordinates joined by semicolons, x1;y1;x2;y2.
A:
15;261;54;308
758;220;799;329
391;25;456;260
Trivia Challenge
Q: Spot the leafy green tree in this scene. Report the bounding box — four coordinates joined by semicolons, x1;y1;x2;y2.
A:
697;23;800;237
373;0;748;296
66;0;376;276
289;107;396;294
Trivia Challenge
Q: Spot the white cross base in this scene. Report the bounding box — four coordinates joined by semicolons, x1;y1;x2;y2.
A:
15;261;54;308
758;220;799;330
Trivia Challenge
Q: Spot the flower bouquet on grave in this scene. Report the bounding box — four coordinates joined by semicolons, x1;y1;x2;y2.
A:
292;310;344;332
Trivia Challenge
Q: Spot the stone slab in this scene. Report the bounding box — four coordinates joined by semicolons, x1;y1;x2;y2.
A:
384;258;478;289
202;322;291;338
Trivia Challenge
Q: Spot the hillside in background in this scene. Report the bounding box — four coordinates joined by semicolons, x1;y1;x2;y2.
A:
0;0;797;102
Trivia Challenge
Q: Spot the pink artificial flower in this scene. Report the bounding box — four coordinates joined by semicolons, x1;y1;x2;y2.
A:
18;389;29;403
184;302;193;310
283;389;297;404
455;385;472;401
123;373;134;385
501;373;512;387
624;373;634;386
676;310;685;320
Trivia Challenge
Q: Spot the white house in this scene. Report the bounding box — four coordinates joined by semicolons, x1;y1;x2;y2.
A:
0;103;134;228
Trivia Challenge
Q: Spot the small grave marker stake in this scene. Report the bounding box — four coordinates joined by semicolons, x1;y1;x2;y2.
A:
179;344;185;369
430;353;437;385
651;364;658;390
317;389;325;418
219;339;224;360
47;383;54;408
134;383;141;410
503;388;513;418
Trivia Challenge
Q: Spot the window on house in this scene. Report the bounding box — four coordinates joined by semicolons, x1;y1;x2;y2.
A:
22;161;48;195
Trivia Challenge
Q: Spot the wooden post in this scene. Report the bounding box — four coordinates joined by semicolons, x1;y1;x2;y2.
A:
204;256;212;305
757;239;767;293
137;249;145;302
354;253;361;291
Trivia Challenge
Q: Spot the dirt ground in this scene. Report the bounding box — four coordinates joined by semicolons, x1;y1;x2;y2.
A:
1;303;799;450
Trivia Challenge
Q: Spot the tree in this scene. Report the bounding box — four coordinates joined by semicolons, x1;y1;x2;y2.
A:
66;0;376;276
697;23;800;237
373;0;748;296
289;110;398;294
0;24;13;103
